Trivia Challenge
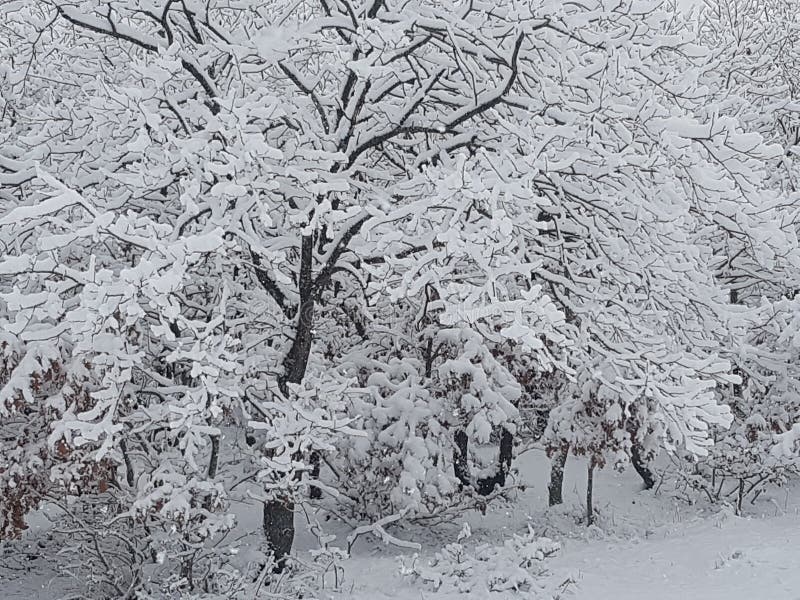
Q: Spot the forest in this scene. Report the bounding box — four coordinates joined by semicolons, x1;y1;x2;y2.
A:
1;0;800;598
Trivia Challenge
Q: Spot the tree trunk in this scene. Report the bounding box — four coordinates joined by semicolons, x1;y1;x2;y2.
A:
180;555;194;591
453;429;471;489
736;478;745;515
203;434;220;511
498;427;513;473
281;304;315;389
630;443;655;490
263;500;294;572
548;445;568;506
308;450;322;499
586;461;595;526
262;237;316;573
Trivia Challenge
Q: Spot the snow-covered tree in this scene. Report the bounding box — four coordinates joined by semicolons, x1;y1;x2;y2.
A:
0;0;568;578
4;0;800;594
674;0;800;509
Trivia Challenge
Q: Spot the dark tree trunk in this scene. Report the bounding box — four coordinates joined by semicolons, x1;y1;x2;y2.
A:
308;450;322;499
453;429;471;488
630;443;655;490
263;500;294;572
586;461;595;526
736;478;745;515
203;434;220;511
180;556;194;591
262;237;316;573
548;445;568;506
281;302;315;390
257;220;367;568
499;427;513;472
281;236;315;388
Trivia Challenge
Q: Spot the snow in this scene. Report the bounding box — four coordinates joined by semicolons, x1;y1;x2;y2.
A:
554;514;800;600
9;450;798;600
305;450;800;600
3;3;800;595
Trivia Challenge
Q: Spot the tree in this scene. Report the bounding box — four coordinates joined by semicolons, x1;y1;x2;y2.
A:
680;0;800;509
0;0;572;574
3;0;798;594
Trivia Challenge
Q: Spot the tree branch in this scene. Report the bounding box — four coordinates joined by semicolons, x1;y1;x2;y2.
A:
56;5;220;112
279;62;330;135
313;214;370;296
250;251;295;319
343;31;526;169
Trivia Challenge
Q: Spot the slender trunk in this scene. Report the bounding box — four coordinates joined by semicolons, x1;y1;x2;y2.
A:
730;290;745;404
498;427;513;473
262;237;316;573
204;435;219;482
630;443;655;490
263;305;312;571
119;439;135;488
308;451;322;499
548;445;568;506
737;478;745;515
180;549;197;591
423;337;435;379
180;561;193;591
586;461;595;526
453;429;471;489
203;435;220;511
281;236;315;389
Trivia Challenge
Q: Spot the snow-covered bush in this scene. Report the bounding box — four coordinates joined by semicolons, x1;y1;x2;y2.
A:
399;524;560;595
690;401;800;512
333;325;528;520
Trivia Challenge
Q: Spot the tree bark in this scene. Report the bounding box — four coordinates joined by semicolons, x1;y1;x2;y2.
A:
203;434;220;511
262;237;316;573
308;451;322;500
280;304;315;390
586;461;595;526
548;445;568;506
498;427;513;473
453;429;471;489
263;500;294;572
630;443;655;490
736;478;745;515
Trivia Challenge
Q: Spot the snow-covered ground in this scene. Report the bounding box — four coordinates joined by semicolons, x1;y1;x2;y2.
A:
4;450;800;599
550;511;800;600
324;450;800;600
